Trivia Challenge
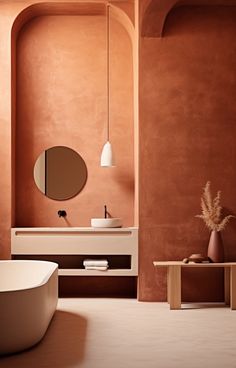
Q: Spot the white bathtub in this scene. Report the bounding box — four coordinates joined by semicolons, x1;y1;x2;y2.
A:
0;260;58;355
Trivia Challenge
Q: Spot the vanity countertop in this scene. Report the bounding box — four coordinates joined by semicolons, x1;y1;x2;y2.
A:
12;227;138;231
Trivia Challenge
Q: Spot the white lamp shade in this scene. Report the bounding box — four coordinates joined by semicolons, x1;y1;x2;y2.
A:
100;141;115;167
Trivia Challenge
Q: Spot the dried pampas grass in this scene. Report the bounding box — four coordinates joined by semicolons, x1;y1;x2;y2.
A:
196;181;234;232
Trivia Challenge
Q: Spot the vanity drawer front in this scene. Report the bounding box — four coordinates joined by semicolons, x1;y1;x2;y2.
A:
11;228;138;255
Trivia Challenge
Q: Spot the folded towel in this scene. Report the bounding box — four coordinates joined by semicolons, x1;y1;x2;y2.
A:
83;259;108;267
85;266;108;271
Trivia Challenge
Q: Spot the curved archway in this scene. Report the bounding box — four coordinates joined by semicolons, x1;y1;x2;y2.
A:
11;2;137;228
141;0;236;37
12;2;134;46
141;0;177;37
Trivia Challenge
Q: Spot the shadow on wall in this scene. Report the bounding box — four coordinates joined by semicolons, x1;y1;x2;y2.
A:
0;310;87;367
114;168;135;194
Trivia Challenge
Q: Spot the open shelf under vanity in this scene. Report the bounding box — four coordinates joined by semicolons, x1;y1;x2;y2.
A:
11;227;138;296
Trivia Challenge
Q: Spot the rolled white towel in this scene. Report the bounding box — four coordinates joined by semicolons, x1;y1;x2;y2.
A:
85;266;108;271
83;259;108;267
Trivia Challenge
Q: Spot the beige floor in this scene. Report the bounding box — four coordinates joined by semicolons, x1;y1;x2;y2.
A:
1;298;236;368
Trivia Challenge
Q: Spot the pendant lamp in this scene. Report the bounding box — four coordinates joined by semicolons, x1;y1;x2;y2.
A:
100;4;115;167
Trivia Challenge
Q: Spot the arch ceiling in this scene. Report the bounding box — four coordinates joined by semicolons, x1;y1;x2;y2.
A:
141;0;236;37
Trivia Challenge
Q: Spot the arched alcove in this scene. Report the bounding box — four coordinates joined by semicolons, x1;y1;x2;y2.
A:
11;2;136;228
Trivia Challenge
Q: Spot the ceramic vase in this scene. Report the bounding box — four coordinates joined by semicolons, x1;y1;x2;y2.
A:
207;230;224;263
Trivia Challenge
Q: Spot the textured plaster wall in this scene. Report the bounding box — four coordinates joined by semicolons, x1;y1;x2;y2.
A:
139;6;236;301
0;2;23;259
15;14;134;227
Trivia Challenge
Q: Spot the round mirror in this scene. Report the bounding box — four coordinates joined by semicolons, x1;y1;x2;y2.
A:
33;146;87;200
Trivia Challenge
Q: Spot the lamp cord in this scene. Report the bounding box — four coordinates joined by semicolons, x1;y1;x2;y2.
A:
107;4;110;142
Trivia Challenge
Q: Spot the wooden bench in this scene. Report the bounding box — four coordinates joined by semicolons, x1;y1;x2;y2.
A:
153;261;236;310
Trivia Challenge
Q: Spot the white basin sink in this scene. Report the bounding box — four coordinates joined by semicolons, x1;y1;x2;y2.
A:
91;218;122;228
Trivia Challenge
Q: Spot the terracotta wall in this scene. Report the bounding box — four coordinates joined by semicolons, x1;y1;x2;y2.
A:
14;13;134;227
139;5;236;301
0;2;22;259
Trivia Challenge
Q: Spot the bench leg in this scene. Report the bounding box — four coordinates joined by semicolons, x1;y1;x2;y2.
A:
168;265;181;310
230;266;236;310
224;267;230;305
167;267;170;304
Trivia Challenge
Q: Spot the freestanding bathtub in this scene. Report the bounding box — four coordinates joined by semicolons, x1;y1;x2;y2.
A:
0;260;58;355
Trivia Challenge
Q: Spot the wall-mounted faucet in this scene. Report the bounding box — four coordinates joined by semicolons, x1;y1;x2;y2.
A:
58;210;67;218
104;205;109;219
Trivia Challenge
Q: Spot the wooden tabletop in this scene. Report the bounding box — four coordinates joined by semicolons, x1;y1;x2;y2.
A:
153;261;236;267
